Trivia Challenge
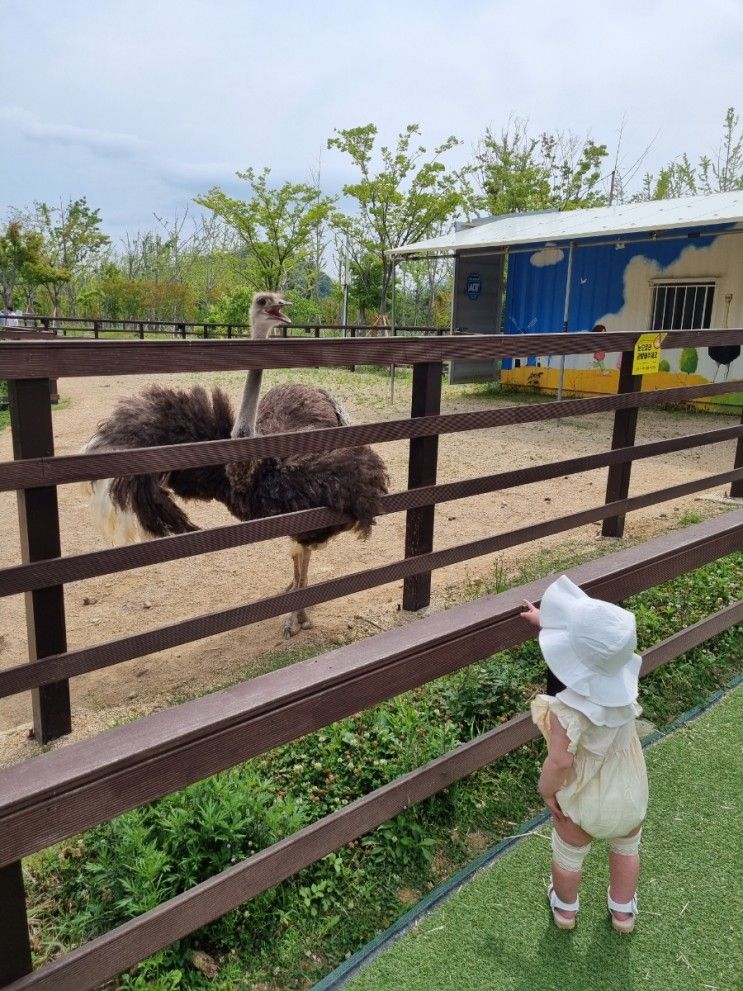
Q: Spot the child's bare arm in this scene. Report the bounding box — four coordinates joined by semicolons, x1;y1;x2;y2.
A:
538;713;574;820
520;599;541;627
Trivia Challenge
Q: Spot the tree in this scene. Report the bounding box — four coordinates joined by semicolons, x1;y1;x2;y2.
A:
187;214;237;319
27;197;110;315
473;117;609;215
635;107;743;201
195;167;335;292
0;221;68;311
327;124;466;315
115;210;205;321
0;221;42;309
397;254;452;327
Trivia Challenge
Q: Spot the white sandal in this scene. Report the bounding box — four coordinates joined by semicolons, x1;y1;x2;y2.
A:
608;888;638;933
548;883;579;930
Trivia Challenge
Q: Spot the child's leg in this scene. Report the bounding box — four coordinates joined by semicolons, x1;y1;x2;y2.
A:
551;817;593;919
608;829;642;921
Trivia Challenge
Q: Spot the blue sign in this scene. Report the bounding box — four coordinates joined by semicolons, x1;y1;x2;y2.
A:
466;273;482;301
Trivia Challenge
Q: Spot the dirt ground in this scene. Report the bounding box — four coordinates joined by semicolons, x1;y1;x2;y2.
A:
0;365;738;764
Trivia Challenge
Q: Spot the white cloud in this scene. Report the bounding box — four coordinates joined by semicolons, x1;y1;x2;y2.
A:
0;106;144;158
1;105;243;198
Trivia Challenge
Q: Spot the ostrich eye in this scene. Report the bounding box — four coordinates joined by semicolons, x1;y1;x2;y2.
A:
256;296;267;306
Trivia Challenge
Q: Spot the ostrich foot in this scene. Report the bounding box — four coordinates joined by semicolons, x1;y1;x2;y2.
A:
283;611;313;638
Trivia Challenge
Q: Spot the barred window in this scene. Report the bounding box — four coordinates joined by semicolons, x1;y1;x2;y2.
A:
650;281;715;331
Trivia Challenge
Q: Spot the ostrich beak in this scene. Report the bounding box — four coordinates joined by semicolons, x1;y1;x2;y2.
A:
266;299;291;325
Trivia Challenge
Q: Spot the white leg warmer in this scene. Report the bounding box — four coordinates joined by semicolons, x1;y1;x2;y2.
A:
609;830;642;857
551;829;592;872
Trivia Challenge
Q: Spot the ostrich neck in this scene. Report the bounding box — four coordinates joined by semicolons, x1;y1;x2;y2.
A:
232;368;264;438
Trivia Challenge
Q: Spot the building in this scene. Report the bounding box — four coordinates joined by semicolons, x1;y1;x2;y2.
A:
389;190;743;412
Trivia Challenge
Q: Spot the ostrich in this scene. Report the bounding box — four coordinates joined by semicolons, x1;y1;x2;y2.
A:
84;292;390;637
708;293;741;382
707;343;741;381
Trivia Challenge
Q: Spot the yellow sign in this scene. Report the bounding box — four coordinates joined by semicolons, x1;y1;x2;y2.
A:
632;332;666;375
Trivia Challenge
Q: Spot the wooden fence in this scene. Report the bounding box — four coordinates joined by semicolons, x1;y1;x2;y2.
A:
10;315;449;339
0;328;741;988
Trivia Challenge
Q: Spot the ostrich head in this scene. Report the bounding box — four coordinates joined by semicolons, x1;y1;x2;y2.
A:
250;292;291;339
231;292;290;440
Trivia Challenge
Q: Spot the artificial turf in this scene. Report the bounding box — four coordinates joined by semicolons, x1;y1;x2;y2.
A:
344;686;742;991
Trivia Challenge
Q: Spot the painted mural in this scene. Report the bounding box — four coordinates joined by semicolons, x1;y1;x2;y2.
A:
500;223;743;413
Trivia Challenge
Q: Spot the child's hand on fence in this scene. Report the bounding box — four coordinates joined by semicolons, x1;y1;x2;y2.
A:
520;599;541;628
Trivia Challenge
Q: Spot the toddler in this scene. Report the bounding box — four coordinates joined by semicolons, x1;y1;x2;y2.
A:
521;575;648;932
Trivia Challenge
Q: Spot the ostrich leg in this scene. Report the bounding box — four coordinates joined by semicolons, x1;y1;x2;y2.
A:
284;542;313;638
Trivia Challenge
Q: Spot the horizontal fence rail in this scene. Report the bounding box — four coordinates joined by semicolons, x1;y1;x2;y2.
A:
6;315;448;338
0;516;740;990
0;470;740;702
2;328;742;377
1;424;740;601
1;377;741;493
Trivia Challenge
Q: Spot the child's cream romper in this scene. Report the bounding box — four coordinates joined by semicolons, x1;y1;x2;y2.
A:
531;694;649;840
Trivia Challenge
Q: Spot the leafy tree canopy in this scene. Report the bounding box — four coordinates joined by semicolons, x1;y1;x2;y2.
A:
635;107;743;201
195;167;335;292
0;221;68;310
473;117;609;215
328;123;467;313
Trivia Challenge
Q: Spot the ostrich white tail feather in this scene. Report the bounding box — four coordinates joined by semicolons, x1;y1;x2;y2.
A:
80;435;148;546
87;478;148;545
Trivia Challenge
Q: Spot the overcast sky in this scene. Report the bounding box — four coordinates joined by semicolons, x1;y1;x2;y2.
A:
2;0;742;243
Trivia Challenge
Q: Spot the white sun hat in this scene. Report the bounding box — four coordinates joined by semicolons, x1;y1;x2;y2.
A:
538;575;642;707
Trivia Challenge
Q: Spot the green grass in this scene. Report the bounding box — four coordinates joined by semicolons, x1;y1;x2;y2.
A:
347;687;743;991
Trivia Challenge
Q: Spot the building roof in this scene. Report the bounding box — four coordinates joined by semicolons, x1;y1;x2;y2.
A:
389;189;743;257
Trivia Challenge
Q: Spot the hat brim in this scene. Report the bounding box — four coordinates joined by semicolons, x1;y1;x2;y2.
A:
539;627;642;706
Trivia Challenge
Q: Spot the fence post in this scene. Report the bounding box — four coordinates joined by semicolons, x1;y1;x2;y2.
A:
402;361;443;612
93;319;100;339
138;322;145;340
178;323;186;339
602;347;642;538
203;324;208;339
227;324;233;339
8;379;71;742
0;861;32;985
731;407;743;499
